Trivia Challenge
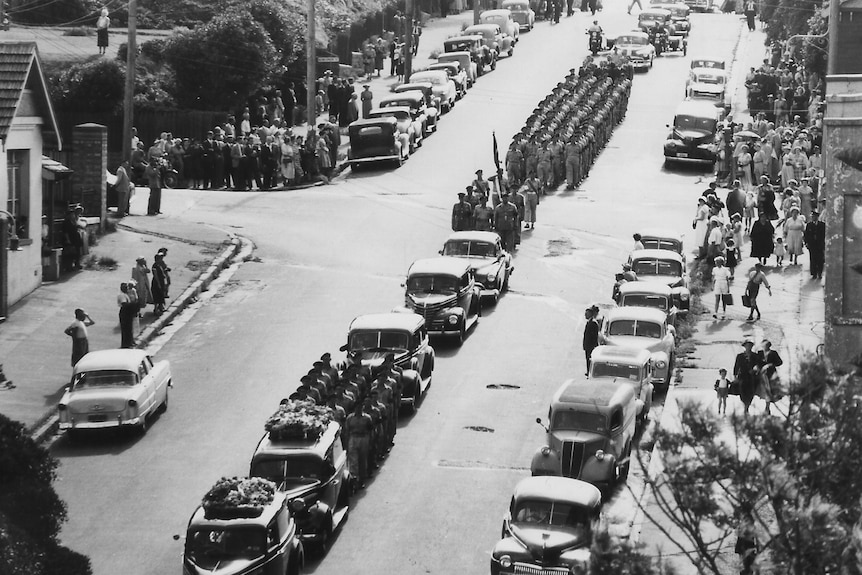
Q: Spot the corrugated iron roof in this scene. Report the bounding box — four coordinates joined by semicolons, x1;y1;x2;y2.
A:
0;42;61;149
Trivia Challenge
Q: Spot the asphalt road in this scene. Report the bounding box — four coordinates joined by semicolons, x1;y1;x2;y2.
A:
51;6;744;574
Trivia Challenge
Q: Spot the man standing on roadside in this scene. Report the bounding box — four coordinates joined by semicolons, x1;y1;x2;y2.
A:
583;306;600;376
452;192;474;231
115;160;133;216
493;191;518;252
804;210;826;279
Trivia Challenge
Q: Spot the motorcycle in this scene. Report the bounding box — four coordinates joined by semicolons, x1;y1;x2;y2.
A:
131;157;180;189
647;27;668;56
588;30;603;55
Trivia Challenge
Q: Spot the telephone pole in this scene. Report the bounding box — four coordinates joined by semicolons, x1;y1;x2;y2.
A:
121;0;136;163
306;0;316;126
473;0;480;24
404;0;413;79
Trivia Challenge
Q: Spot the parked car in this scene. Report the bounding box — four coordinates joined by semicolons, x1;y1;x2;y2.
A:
443;35;494;74
402;257;481;345
347;117;409;169
502;0;535;31
610;32;655;70
637;228;686;260
686;66;729;107
367;107;421;153
341;312;435;412
463;23;515;59
249;421;350;553
684;0;712;13
657;2;691;35
439;231;514;304
616;280;681;326
690;57;725;70
480;9;520;44
589;345;655;426
427;61;468;98
599;306;676;388
438;52;478;88
58;349;171;436
637;8;672;33
183;487;304;575
663;99;724;166
392;82;441;121
532;378;637;486
408;70;458;112
378;93;432;136
629;249;691;312
489;476;601;575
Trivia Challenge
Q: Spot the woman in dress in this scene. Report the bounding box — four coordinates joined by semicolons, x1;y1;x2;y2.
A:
756;339;783;415
96;7;110;55
280;135;296;185
712;256;731;320
316;137;332;179
752;142;767;183
693;197;710;258
745;262;772;321
131;257;153;315
151;253;170;315
749;214;774;266
737;144;754;191
783;206;806;265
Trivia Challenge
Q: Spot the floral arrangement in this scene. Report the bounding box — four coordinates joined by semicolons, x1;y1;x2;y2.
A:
202;476;276;519
264;399;334;440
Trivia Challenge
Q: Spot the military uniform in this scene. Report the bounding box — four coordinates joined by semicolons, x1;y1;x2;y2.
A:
473;202;494;231
452;194;474;231
506;147;524;186
493;198;519;252
565;141;580;190
345;408;374;485
536;146;553;192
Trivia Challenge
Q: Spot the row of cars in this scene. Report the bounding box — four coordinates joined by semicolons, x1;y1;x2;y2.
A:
489;230;692;574
347;7;527;169
598;2;692;72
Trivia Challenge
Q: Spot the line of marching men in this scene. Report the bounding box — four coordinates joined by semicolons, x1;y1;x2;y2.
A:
284;351;403;488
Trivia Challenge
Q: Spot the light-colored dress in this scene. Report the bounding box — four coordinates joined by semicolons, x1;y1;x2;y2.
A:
131;264;153;304
280;142;296;181
783;215;806;255
713;265;731;295
694;204;709;250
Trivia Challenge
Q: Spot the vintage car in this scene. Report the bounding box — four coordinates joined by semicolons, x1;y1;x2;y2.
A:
392;82;441;120
598;306;676;388
690;57;725;70
378;93;432;137
532;378;637;486
464;23;515;59
638;8;672;32
366;107;422;153
408;70;458;112
684;0;712;13
663;99;724;166
502;0;535;31
347;117;409;168
629;249;690;312
249;421;350;552
341;312;435;411
489;476;601;575
427;61;468;99
480;9;520;44
439;231;514;304
403;257;481;345
616;280;681;326
58;349;171;436
443;35;495;74
638;227;685;260
183;486;304;575
438;52;478;88
610;32;655;69
589;345;655;425
686;66;729;107
657;2;691;35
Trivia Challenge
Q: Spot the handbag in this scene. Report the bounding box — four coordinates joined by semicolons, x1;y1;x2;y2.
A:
722;293;734;306
741;294;751;307
729;379;741;396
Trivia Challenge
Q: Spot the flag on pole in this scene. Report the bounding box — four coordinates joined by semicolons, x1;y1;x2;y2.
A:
493;131;501;174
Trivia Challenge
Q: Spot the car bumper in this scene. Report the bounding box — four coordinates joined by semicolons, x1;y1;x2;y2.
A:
350;154;401;164
664;149;716;163
60;416;142;430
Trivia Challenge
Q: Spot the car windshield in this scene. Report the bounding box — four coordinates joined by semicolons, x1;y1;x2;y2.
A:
187;527;267;567
383;100;415;109
552;410;606;432
674;114;715;132
618;35;648;45
446;40;473;51
513;499;593;536
691;59;724;69
483;15;506;23
632;258;682;276
250;455;328;489
443;240;497;258
348;330;410;352
412;74;443;86
695;73;724;85
608;320;662;338
640;13;663;21
72;369;138;389
407;275;459;294
592;361;643;381
621;294;669;310
371;111;407;121
642;238;681;252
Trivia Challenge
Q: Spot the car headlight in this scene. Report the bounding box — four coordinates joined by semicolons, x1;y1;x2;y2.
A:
58;403;67;411
541;446;551;455
487;272;497;282
289;498;307;512
680;292;690;300
127;399;137;407
500;555;513;569
570;563;588;575
595;449;605;461
448;315;459;325
655;360;667;369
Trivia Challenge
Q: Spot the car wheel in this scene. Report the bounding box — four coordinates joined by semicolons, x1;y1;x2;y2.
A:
508;46;514;57
163;172;178;189
455;321;465;346
491;57;497;71
138;413;149;435
160;388;169;413
618;443;632;481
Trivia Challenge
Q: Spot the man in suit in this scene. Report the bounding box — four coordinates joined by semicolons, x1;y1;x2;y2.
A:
804;210;826;279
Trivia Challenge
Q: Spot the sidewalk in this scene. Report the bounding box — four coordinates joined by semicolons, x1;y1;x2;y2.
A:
0;193;240;431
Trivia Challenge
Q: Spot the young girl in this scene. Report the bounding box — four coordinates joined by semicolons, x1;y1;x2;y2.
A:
743;190;756;233
773;236;786;266
714;367;730;415
725;238;738;279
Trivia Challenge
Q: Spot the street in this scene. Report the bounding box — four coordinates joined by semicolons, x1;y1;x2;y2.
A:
50;6;745;574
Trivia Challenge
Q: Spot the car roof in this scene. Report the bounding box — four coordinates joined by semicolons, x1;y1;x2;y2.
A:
590;345;653;363
253;421;340;459
502;0;530;5
395;82;432;91
641;7;671;14
349;116;398;128
674;99;724;118
348;312;426;332
429;61;460;70
408;256;472;276
639;227;683;241
481;9;512;16
368;106;411;116
618;30;649;39
630;248;685;263
691;66;728;77
445;231;501;244
445;35;483;42
553;378;636;407
512;476;602;508
465;23;499;31
188;491;286;529
380;93;423;104
618;281;673;296
605;306;668;323
438;52;471;60
410;70;449;80
74;349;149;373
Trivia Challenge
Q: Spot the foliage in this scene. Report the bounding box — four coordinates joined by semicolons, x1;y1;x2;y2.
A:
589;529;660;574
8;0;96;25
51;58;125;114
637;357;862;575
764;0;821;46
202;477;276;519
265;400;334;439
0;414;91;575
802;12;828;80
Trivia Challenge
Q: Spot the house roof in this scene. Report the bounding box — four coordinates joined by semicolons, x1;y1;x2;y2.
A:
0;43;61;150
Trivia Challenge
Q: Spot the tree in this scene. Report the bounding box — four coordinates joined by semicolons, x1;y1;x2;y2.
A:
162;8;279;111
51;57;125;114
0;414;91;575
636;357;862;575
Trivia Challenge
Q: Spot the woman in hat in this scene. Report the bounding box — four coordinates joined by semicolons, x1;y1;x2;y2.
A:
782;205;806;265
131;257;152;315
756;339;783;415
712;256;731;319
737;144;753;191
734;339;762;415
749;214;774;266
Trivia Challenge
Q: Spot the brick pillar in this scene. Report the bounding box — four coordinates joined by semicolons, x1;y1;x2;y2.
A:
70;123;107;232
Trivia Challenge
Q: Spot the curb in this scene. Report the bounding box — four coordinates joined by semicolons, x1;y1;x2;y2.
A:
28;233;255;445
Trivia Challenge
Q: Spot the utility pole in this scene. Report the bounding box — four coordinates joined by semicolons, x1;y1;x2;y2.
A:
306;0;316;126
121;0;136;164
473;0;480;25
405;0;413;80
827;0;839;74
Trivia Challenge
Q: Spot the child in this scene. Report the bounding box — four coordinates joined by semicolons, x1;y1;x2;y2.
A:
774;237;786;266
725;238;738;279
715;368;730;415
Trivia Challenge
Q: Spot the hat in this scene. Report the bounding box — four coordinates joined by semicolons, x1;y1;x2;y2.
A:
710;216;721;224
714;255;725;264
465;185;473;191
742;339;755;347
622;263;632;270
731;213;741;220
812;210;820;216
320;352;331;361
136;256;146;263
458;192;466;197
790;205;800;213
475;169;483;175
762;339;772;347
698;197;706;204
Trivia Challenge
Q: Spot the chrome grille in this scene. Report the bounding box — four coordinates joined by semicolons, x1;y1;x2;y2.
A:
513;563;569;575
561;441;585;478
408;298;452;319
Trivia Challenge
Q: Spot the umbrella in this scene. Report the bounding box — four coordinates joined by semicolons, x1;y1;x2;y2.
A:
734;130;760;140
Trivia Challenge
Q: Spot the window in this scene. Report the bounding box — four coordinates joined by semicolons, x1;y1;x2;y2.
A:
7;150;29;239
610;409;623;431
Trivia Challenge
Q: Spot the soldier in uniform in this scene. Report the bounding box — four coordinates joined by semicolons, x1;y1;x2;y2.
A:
345;403;374;487
465;185;481;216
373;372;396;446
201;131;216;189
319;352;339;384
452;192;474;231
565;138;580;190
524;138;539;180
511;187;525;245
549;137;564;188
493;192;519;252
364;392;385;463
382;354;403;410
472;169;490;198
473;195;494;231
506;145;524;187
536;141;553;194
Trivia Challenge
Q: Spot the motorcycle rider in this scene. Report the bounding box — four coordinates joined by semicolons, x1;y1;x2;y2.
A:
587;20;603;54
